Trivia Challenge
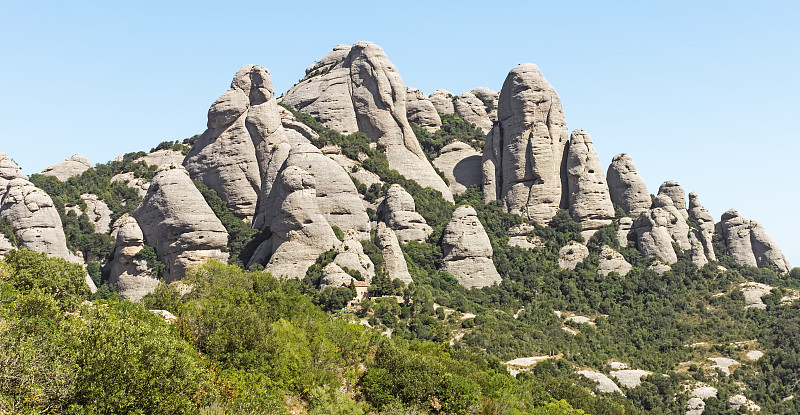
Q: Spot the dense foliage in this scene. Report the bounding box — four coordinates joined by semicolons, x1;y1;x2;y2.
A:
411;113;487;160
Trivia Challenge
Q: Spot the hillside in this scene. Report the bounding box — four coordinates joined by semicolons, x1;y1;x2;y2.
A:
0;42;798;414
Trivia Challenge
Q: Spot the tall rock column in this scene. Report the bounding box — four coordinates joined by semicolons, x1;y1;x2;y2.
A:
482;63;569;224
565;130;615;230
717;209;791;273
441;206;501;288
688;192;717;262
606;153;651;217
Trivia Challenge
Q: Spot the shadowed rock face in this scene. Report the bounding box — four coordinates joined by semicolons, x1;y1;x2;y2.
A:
566;130;615;230
406;87;442;132
134;166;229;282
433;142;482;195
607;153;651;217
688;192;716;262
717;209;791;273
282;42;453;202
441;206;501;288
453;91;493;134
482;63;569;224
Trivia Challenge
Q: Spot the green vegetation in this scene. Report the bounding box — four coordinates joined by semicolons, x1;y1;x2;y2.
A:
411;113;487;160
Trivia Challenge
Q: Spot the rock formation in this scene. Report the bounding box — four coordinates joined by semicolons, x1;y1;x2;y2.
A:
133;166;228;281
657;181;688;219
716;209;791;273
507;224;541;250
378;184;432;243
432;142;482;195
282;42;453;201
184;64;285;221
0;151;28;188
689;230;709;268
374;222;413;284
470;87;499;122
249;166;338;278
688;192;716;262
138;149;185;169
558;242;590;270
333;230;375;281
0;234;14;256
598;245;632;276
617;217;633;247
441;206;501;288
565;130;615;230
652;194;691;251
41;155;91;181
483;63;569;224
429;89;455;115
406;87;442;132
79;193;112;234
453;91;493;133
106;215;158;300
632;208;678;264
606;153;651;217
319;262;356;288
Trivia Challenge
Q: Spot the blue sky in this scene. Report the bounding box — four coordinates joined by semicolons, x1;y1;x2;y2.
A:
1;1;798;266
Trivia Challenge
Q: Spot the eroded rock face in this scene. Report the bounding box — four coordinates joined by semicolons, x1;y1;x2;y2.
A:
333;230;375;281
375;222;413;284
632;208;678;264
652;194;691;251
251;166;338;278
184;64;284;221
483;63;569;224
688;192;716;262
107;215;158;300
41;155;91;181
0;151;28;189
138;150;185;169
282;42;453;202
133;167;228;281
689;230;709;268
406;87;442;132
0;234;14;256
453;91;493;134
0;178;72;259
617;217;634;247
378;184;432;243
657;181;688;219
80;193;112;234
433;142;482;195
471;87;499;122
598;245;632;276
441;205;501;288
607;153;651;217
566;130;615;230
429;89;455;115
559;242;589;270
717;209;791;273
319;262;355;288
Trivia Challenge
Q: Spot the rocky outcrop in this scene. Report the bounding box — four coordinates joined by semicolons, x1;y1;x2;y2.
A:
111;172;149;197
0;151;28;189
41;155;91;181
652;194;691;251
378;184;432;243
632;209;678;264
453;91;493;133
80;193;112;234
598;245;632;276
507;224;542;250
441;206;501;288
406;87;442;132
607;154;651;217
184;64;285;221
133;166;228;281
617;217;633;247
333;230;375;281
107;215;158;300
282;42;453;202
249;166;338;278
688;192;716;262
566;130;615;230
716;209;791;273
432;142;482;195
470;87;499;122
375;222;413;284
483;64;569;224
138;150;185;169
319;262;356;288
429;89;455;115
559;242;589;270
689;230;709;268
657;181;688;219
0;234;14;256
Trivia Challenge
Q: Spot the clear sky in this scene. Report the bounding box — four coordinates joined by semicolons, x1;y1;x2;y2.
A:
1;1;798;267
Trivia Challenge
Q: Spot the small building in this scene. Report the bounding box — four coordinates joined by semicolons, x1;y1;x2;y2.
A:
343;280;370;301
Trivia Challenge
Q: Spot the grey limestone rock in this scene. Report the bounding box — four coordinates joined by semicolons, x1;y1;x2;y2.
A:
652;194;692;251
429;89;455;115
333;230;375;281
632;208;678;264
375;222;413;284
689;229;709;268
319;262;355;288
378;184;432;243
566;130;615;230
282;42;453;202
482;63;569;224
107;215;159;300
617;217;634;247
648;261;672;275
606;153;651;217
0;151;28;189
41;155;91;181
470;87;499;122
432;142;482;195
406;87;442;132
133;166;228;282
597;245;632;276
716;209;791;273
507;224;542;250
441;205;501;288
559;241;589;270
0;234;13;256
138;150;186;169
453;91;493;134
688;192;716;262
80;193;112;234
657;181;688;219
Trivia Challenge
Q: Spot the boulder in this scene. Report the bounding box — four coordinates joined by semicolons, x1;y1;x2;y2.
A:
429;89;455;115
41;154;91;181
319;262;355;288
687;192;716;261
471;87;499;122
111;171;149;197
375;222;413;284
133;166;229;282
378;184;432;243
406;87;442;132
333;230;375;281
106;215;159;300
80;193;112;234
632;208;678;264
0;151;28;189
652;194;692;251
0;234;14;256
453;91;493;133
507;224;541;250
689;230;709;268
598;245;632;276
716;209;791;273
649;261;672;275
657;181;688;219
566;130;615;230
606;153;651;217
282;42;453;202
559;241;589;270
184;64;285;221
138;149;185;168
483;64;569;224
617;217;633;247
432;142;482;195
441;206;501;288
